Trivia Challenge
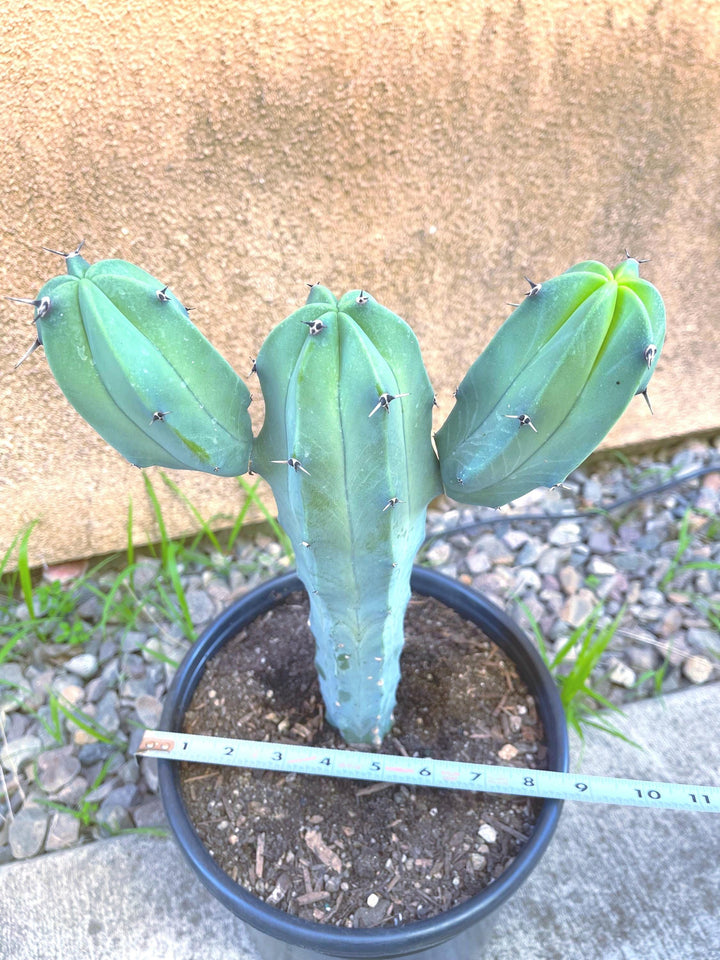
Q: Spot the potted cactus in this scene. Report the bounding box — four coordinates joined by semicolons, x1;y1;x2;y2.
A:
13;243;665;958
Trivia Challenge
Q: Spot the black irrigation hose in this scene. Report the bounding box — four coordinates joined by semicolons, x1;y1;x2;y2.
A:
423;461;720;546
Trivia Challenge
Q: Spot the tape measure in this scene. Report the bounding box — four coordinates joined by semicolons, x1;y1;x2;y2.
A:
137;729;719;813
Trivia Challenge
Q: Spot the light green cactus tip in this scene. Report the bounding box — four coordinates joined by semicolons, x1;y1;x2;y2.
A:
435;256;666;507
12;242;252;476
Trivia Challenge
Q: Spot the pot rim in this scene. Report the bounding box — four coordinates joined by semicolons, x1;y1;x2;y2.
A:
159;567;569;958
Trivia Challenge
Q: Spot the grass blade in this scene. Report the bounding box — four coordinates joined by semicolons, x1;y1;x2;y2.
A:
160;472;222;553
16;522;38;617
143;473;170;566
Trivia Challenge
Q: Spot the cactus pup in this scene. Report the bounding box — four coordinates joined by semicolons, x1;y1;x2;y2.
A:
13;247;665;745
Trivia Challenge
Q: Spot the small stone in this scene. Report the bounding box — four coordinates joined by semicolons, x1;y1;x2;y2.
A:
355;899;389;927
134;694;163;729
98;783;141;819
639;588;665;608
8;805;49;858
657;637;692;668
626;646;659;673
76;595;103;621
682;656;714;684
1;735;42;772
140;756;159;793
123;653;147;679
608;659;636;688
498;743;519;761
581;478;603;504
65;653;99;680
37;746;81;793
54;776;89;807
658;606;683;639
548;522;582;546
52;680;84;705
536;547;564;576
517;540;547;566
185;590;217;626
99;805;134;834
0;664;31;711
120;631;148;654
78;741;113;766
477;535;514;566
45;811;80;851
131;798;166;828
558;565;582;595
468;853;487;872
72;728;100;746
503;530;530;551
132;558;162;591
512;568;542;594
117;757;140;784
478;823;497;843
120;677;153;699
588;557;617;577
425;542;452;566
560;589;597;628
587;530;614;555
43;560;88;583
83;779;119;805
466;551;491;575
366;893;379;908
687;627;720;652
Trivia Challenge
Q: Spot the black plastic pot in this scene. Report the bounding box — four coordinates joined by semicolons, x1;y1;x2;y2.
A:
159;568;569;959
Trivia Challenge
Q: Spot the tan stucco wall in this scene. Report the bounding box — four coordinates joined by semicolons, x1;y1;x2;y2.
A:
1;0;719;568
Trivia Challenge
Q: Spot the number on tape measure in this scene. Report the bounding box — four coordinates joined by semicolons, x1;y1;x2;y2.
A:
136;730;720;813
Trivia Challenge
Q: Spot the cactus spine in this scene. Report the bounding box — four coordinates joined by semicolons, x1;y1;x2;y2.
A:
253;285;442;745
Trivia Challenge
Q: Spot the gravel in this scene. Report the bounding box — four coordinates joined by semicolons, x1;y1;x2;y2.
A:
0;434;718;863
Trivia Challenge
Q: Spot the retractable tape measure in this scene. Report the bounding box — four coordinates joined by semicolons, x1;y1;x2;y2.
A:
137;730;719;813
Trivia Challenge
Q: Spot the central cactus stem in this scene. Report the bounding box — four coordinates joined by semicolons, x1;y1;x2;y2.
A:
253;286;441;744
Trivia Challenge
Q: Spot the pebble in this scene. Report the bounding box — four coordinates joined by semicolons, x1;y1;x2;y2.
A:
549;522;582;546
65;653;99;679
0;664;31;711
478;823;497;843
36;746;81;793
8;805;49;859
682;656;714;684
1;735;42;772
134;694;163;728
0;435;718;867
45;812;80;851
561;589;597;627
608;660;637;689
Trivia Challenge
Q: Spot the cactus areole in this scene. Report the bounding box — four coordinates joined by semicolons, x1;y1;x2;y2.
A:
17;247;665;745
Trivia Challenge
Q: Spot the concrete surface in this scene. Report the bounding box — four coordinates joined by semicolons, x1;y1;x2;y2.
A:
3;0;720;567
1;684;719;960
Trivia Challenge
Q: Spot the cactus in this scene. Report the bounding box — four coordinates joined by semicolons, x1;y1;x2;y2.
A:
15;246;665;746
435;258;666;506
252;285;442;744
12;243;252;476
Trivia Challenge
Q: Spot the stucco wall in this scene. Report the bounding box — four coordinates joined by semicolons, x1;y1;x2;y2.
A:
2;0;719;567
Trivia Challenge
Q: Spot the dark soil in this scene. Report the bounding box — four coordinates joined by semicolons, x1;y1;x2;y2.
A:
179;591;550;929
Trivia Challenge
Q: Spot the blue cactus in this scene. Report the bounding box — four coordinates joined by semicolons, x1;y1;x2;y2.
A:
252;285;442;744
15;247;665;746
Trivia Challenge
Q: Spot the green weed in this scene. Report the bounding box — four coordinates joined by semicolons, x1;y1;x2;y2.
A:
524;603;641;747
